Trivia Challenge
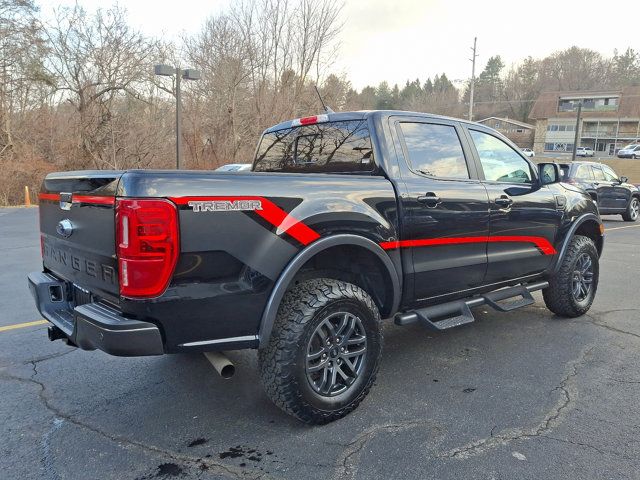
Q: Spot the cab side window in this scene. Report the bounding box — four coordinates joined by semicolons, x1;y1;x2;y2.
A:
591;165;606;181
469;130;532;183
576;165;594;180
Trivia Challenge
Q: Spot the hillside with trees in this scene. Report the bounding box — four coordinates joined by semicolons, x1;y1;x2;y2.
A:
1;0;639;204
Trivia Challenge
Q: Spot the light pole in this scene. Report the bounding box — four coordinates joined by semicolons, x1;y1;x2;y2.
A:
154;65;201;169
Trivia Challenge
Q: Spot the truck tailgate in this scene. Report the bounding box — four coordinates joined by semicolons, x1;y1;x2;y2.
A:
38;171;123;301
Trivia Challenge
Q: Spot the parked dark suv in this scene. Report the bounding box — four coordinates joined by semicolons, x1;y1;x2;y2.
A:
560;161;640;221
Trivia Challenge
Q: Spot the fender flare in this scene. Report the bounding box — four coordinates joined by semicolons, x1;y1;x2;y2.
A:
257;234;401;348
552;213;603;273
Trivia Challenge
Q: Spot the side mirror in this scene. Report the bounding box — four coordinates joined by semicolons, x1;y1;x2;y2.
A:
620;176;628;183
538;163;561;185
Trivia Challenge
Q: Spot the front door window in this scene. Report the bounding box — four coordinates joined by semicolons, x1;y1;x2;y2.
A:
468;130;532;183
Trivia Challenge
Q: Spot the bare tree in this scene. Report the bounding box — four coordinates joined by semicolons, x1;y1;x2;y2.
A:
42;4;156;168
182;0;344;166
0;0;50;158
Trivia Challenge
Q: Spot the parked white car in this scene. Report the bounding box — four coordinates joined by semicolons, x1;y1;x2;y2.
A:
215;163;252;172
576;147;594;157
521;148;535;157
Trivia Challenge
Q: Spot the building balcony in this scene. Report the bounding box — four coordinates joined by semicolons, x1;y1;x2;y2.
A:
582;129;617;137
558;104;618;113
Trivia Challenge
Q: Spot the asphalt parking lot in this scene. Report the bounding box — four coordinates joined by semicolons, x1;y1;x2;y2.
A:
2;207;640;480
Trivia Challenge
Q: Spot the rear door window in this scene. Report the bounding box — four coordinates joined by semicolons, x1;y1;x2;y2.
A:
398;122;469;179
254;120;374;173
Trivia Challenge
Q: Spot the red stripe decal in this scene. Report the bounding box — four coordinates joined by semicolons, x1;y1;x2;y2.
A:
72;195;115;206
169;196;320;246
38;193;59;202
380;235;556;255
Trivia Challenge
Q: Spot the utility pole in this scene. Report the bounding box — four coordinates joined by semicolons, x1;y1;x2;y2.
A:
571;102;582;162
468;37;478;121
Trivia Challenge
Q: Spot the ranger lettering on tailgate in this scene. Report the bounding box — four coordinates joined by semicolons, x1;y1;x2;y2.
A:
43;244;117;284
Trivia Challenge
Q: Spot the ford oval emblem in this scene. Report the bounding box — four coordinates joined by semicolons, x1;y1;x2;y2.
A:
56;219;74;238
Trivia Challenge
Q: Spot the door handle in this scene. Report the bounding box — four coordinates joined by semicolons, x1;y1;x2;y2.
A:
417;192;441;207
495;195;513;207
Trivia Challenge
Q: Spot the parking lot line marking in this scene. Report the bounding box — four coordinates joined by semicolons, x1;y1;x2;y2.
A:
0;320;48;333
606;224;640;232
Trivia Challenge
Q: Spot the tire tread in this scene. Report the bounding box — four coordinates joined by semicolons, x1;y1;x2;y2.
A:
543;235;598;317
258;278;382;424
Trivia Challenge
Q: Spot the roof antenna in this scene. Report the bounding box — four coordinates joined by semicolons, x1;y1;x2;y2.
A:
314;85;335;114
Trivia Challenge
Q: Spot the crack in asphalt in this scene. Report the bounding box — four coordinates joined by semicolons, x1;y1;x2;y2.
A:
541;435;634;460
609;378;640;384
584;312;640;340
437;346;594;460
0;348;77;371
0;363;275;480
332;420;441;480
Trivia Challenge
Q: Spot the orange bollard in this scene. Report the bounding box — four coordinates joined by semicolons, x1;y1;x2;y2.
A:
24;186;31;207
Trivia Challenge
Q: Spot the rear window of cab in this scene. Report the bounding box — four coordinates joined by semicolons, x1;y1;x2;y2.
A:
253;120;374;173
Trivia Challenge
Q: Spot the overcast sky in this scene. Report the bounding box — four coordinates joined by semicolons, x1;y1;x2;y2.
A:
54;0;638;90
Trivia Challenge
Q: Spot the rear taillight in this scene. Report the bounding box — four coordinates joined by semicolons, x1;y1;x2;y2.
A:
115;198;179;298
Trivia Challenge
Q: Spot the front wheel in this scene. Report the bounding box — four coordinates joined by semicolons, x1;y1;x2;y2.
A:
622;197;639;222
543;235;599;317
258;278;383;424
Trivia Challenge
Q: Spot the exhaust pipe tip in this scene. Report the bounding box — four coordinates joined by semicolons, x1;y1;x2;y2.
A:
203;351;235;379
219;363;235;379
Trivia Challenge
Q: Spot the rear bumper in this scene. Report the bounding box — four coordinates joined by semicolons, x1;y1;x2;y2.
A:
28;271;164;356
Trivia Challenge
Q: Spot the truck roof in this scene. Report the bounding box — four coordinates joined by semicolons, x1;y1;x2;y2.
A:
263;110;479;133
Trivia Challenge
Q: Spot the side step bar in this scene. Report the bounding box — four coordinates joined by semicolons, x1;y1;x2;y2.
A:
395;281;549;331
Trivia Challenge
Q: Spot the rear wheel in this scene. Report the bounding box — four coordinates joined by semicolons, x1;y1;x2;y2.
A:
258;278;383;424
543;235;599;317
622;197;639;222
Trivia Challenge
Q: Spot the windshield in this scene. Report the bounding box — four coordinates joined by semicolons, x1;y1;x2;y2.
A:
253;120;374;173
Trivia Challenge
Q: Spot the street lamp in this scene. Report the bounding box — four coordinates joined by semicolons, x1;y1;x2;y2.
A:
154;64;201;169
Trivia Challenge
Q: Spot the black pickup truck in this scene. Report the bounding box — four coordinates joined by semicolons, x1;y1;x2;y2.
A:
29;111;604;424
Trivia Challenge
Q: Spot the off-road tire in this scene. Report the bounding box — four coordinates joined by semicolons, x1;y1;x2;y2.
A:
622;197;639;222
543;235;599;317
258;278;383;424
